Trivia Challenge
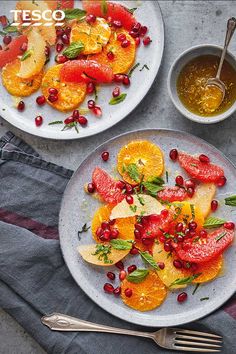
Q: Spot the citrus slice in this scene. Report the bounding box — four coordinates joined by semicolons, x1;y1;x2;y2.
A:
152;242;187;289
176;226;234;263
178;152;225;183
91;204;135;242
117;140;164;185
78;243;129;266
89;30;136;74
172;202;204;230
186;183;216;218
41;64;87;111
92;167;125;204
60;59;113;83
110;194;164;220
158;186;188;202
82;0;136;31
0;35;28;69
187;255;223;283
70;17;111;54
18;28;46;79
121;270;167;311
2;59;43;97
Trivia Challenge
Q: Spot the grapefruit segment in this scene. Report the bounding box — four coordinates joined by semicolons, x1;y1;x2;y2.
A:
0;35;28;69
158;186;188;202
60;59;113;83
178;152;225;183
176;226;234;263
92;167;125;204
82;0;137;31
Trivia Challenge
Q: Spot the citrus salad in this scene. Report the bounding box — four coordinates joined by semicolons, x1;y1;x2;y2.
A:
78;140;235;312
0;0;151;131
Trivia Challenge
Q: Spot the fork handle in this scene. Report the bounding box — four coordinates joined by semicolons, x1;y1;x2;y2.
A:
41;313;154;340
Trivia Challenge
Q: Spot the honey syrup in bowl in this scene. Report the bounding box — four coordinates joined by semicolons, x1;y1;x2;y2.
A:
177;55;236;116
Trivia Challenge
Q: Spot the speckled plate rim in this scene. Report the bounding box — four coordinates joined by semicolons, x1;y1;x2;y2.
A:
59;128;236;327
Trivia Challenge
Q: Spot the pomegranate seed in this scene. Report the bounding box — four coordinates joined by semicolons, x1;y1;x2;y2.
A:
56;42;64;52
48;87;58;95
112;20;122;28
142;237;153;246
64;116;74;125
177;292;187;303
17;101;25;112
191;263;198;272
92;106;102;116
159;235;166;243
115;261;124;270
87;82;95;94
124;288;132;297
132;22;141;32
64;26;71;36
103;283;114;293
126;195;134;204
199;154;210;163
107;271;115;281
56;28;64;38
127;265;137;274
35;115;43;127
123;75;130;86
113;286;121;296
177;234;184;242
157;262;165;270
187;187;195;197
140;25;148;36
125;184;133;194
61;33;69;44
0;15;8;27
107;51;114;60
224;222;235;230
175;175;184;186
20;42;28;52
86;14;96;24
103;229;111;239
87;182;95;193
100;234;109;242
176;222;183;232
114;74;124;82
169;148;178;161
55;54;67;63
135;37;141;46
109;219;116;225
96;227;103;237
101;221;110;230
143;36;152;46
3;35;12;45
110;229;119;239
141;217;149;226
182;242;191;251
121;39;130;48
130;246;139;255
119;270;127;281
164;242;171;252
129;30;139;38
113;86;120;97
217;176;227;187
189;221;197;230
45;46;50;57
117;180;126;190
173;260;182;269
135;223;143;232
117;33;126;42
200;229;207;238
161;209;169;218
134;229;141;239
36;95;46;105
87;99;95;109
184;228;191;238
48;94;58;103
101;151;109;161
72;109;80;118
78;116;87;126
185;179;195;189
211;200;218;212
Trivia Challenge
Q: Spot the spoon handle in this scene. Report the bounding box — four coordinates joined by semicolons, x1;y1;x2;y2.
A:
216;17;236;79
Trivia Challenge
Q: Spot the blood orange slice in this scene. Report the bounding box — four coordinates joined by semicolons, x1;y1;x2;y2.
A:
0;35;27;68
92;167;125;204
176;226;234;263
178;152;225;183
60;59;113;83
158;186;187;202
82;0;136;31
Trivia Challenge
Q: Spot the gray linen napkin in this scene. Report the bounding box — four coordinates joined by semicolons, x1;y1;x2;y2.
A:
0;131;235;354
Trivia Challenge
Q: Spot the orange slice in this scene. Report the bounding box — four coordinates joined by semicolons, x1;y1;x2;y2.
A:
121;271;167;311
184;255;223;284
172;202;204;230
89;30;136;74
41;64;87;111
117;140;164;185
2;59;43;97
91;204;135;242
70;17;111;54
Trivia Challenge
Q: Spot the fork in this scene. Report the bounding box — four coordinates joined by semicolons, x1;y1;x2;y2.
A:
41;313;222;352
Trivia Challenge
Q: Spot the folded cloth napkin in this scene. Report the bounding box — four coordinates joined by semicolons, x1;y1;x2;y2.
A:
0;131;235;354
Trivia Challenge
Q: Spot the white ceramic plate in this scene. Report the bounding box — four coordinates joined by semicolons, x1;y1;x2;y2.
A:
59;129;236;327
0;1;164;139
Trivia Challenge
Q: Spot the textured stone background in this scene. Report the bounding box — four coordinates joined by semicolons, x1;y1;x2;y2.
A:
0;1;235;353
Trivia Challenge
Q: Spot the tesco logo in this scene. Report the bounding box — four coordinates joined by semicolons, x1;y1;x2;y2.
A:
10;9;65;27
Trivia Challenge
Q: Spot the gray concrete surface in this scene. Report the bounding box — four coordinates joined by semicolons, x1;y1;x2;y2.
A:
0;1;235;353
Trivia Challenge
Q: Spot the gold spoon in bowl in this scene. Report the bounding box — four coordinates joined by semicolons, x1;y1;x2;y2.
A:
202;17;236;113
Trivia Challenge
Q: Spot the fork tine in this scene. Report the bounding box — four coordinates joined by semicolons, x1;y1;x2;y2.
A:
173;346;221;352
176;329;222;339
175;340;222;348
175;334;222;343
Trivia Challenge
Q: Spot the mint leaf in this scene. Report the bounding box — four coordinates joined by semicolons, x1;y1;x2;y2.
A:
101;0;108;15
170;273;201;287
1;23;19;34
110;239;133;250
64;8;86;20
128;62;140;77
142;181;164;197
140;64;150;72
129;205;137;213
92;244;112;264
48;120;63;125
203;216;226;228
109;93;127;105
225;195;236;206
63;41;84;59
190;204;195;220
139;251;159;270
127;7;137;14
127;269;149;283
215;231;227;242
200;297;209;301
20;49;33;61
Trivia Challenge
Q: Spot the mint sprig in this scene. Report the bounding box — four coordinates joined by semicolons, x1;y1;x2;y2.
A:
127;269;149;283
225;195;236;206
63;41;84;59
203;216;226;228
110;239;133;250
139;251;159;270
170;273;201;287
